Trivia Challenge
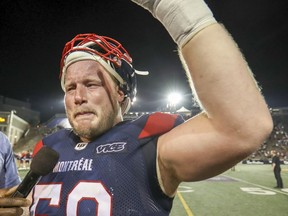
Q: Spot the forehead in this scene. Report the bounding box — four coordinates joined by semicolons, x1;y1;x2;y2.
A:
64;60;111;83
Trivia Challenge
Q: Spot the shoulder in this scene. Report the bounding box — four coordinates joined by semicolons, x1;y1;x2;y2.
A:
0;132;9;144
0;132;12;154
135;112;184;139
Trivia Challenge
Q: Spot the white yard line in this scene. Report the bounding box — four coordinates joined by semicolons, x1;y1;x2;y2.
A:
223;175;288;196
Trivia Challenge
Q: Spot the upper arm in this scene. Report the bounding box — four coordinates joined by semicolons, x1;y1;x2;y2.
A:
157;112;252;194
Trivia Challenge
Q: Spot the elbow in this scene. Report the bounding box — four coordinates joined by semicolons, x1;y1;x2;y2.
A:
242;113;273;154
261;116;274;139
255;113;273;143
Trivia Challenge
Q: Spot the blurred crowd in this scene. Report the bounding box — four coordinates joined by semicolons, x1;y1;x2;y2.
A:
11;112;288;168
14;150;32;170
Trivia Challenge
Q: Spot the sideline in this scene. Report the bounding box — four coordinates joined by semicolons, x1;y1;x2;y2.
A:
176;191;195;216
223;175;288;196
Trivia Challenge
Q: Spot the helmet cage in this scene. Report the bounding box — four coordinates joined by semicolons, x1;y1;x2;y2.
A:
60;33;132;73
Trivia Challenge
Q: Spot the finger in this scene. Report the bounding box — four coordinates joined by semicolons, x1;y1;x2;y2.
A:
0;197;31;207
0;189;9;198
3;186;18;197
0;207;23;216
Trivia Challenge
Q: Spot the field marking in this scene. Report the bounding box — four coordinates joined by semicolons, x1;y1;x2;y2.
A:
223;175;288;196
177;191;194;216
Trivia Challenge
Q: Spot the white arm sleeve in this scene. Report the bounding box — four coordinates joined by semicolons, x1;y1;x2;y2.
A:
131;0;217;47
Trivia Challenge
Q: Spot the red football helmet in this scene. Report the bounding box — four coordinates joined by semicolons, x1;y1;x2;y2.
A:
60;33;148;113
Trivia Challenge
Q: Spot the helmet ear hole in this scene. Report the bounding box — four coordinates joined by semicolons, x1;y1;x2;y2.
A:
113;60;137;103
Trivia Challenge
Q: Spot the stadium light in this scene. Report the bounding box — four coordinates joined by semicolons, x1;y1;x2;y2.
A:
167;92;182;106
166;92;182;113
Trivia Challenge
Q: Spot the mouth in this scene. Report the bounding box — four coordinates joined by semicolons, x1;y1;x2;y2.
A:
74;111;95;119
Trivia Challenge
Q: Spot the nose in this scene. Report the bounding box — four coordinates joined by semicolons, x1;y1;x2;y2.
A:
74;85;87;105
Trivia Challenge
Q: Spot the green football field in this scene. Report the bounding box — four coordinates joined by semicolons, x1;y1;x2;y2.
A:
18;164;288;216
170;164;288;216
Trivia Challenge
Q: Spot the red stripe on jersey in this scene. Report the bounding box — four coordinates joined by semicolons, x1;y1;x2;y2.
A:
138;112;178;139
32;140;44;157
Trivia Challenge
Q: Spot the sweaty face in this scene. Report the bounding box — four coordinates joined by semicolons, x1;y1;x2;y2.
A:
64;60;123;142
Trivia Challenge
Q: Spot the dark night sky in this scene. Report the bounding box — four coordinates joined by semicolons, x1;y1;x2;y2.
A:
1;0;288;122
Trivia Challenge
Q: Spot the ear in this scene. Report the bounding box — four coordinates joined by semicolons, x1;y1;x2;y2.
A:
117;88;125;103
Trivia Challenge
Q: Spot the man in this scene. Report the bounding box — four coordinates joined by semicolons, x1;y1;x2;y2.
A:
271;150;283;188
0;132;21;189
0;132;24;215
0;0;273;215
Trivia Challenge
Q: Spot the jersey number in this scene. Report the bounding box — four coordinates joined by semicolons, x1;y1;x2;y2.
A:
31;182;112;215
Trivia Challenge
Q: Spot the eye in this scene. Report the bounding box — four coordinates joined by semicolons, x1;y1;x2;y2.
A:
86;81;102;88
65;84;76;93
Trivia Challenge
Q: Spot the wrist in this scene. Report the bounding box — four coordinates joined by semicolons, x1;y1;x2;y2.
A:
132;0;217;47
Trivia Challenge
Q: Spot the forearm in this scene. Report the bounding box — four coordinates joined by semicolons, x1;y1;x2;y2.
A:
180;24;272;143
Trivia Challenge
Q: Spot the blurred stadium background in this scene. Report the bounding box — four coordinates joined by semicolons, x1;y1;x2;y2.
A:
1;94;288;215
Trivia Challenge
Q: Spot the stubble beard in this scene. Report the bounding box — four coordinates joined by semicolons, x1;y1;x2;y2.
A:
67;107;118;141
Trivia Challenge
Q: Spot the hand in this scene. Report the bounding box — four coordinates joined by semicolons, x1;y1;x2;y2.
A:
0;187;31;216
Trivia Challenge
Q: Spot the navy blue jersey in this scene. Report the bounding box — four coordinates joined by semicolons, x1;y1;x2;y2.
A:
30;112;184;216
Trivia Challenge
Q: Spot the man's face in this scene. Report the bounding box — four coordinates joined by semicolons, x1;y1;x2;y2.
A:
64;60;123;142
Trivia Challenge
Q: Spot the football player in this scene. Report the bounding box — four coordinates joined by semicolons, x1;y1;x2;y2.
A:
0;0;272;215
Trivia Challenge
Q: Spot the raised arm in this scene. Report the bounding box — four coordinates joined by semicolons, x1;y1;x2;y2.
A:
131;0;273;196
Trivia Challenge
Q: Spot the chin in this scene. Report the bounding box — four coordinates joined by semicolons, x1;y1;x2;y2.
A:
74;121;103;137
